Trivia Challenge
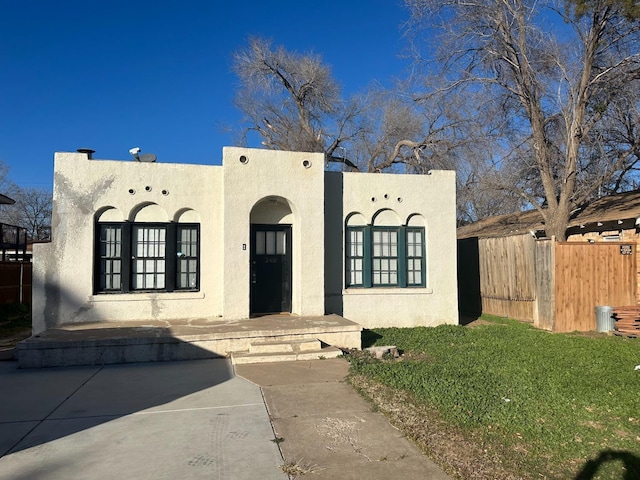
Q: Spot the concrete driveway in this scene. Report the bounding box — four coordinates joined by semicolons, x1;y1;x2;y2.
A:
0;359;286;480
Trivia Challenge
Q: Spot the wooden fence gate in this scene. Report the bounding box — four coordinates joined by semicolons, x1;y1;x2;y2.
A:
478;235;537;321
554;242;636;332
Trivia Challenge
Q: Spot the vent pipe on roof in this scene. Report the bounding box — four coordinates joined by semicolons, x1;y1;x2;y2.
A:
77;148;95;159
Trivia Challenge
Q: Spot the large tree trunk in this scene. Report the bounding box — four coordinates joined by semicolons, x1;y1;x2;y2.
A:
544;200;571;241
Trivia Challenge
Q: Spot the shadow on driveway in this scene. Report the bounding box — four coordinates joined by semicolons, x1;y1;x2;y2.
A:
0;358;286;480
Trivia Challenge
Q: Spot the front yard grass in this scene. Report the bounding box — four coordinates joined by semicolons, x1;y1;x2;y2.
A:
348;316;640;479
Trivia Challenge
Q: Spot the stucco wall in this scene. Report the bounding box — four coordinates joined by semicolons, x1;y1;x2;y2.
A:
32;151;222;333
222;147;326;319
336;170;459;328
33;148;458;334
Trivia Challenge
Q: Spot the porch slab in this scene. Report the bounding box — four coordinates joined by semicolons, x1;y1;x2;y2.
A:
16;315;362;368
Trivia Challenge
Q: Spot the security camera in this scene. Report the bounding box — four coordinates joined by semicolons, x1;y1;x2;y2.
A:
129;147;141;156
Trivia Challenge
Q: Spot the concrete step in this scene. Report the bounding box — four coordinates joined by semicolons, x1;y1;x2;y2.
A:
231;345;343;365
249;338;321;354
17;336;221;368
16;314;362;368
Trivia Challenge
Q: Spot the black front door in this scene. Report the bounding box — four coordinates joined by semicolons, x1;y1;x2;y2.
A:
250;224;292;315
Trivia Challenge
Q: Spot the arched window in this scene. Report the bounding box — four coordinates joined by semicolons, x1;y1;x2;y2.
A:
345;211;426;288
94;206;200;293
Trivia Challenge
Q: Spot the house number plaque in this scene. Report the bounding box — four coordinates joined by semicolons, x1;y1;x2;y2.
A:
620;245;633;255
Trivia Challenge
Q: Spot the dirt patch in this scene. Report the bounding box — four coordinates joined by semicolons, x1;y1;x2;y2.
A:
464;319;497;328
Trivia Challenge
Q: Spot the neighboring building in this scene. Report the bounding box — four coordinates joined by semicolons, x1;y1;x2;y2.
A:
0;193;15;206
457;190;640;242
32;147;458;334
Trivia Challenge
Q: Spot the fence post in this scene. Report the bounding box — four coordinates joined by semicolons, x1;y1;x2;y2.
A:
19;262;24;304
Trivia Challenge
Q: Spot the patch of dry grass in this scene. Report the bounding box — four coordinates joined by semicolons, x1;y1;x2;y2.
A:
279;458;323;477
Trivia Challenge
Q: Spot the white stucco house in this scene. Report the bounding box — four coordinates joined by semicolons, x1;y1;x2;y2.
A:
31;147;458;336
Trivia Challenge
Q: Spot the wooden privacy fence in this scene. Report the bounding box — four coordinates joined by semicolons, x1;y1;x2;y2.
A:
554;242;636;332
458;235;637;332
478;235;537;321
0;261;32;305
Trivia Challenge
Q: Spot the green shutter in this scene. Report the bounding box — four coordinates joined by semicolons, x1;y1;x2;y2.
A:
166;222;177;292
363;226;372;288
399;227;407;288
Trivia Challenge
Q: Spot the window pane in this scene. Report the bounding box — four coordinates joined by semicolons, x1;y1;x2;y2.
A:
256;231;265;255
276;231;286;255
354;258;362;272
349;230;363;257
373;231;382;256
176;227;199;290
406;228;424;286
98;225;123;292
346;227;365;287
371;228;399;286
133;226;167;290
266;231;276;255
178;227;197;258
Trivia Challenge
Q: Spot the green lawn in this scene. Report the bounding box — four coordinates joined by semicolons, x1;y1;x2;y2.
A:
348;316;640;479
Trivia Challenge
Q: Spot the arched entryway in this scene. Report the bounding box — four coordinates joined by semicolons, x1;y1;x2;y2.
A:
249;197;295;315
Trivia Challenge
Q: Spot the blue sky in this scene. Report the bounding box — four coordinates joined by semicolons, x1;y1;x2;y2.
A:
0;0;410;190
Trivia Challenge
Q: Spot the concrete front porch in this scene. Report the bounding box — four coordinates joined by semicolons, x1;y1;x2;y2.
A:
16;314;362;368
